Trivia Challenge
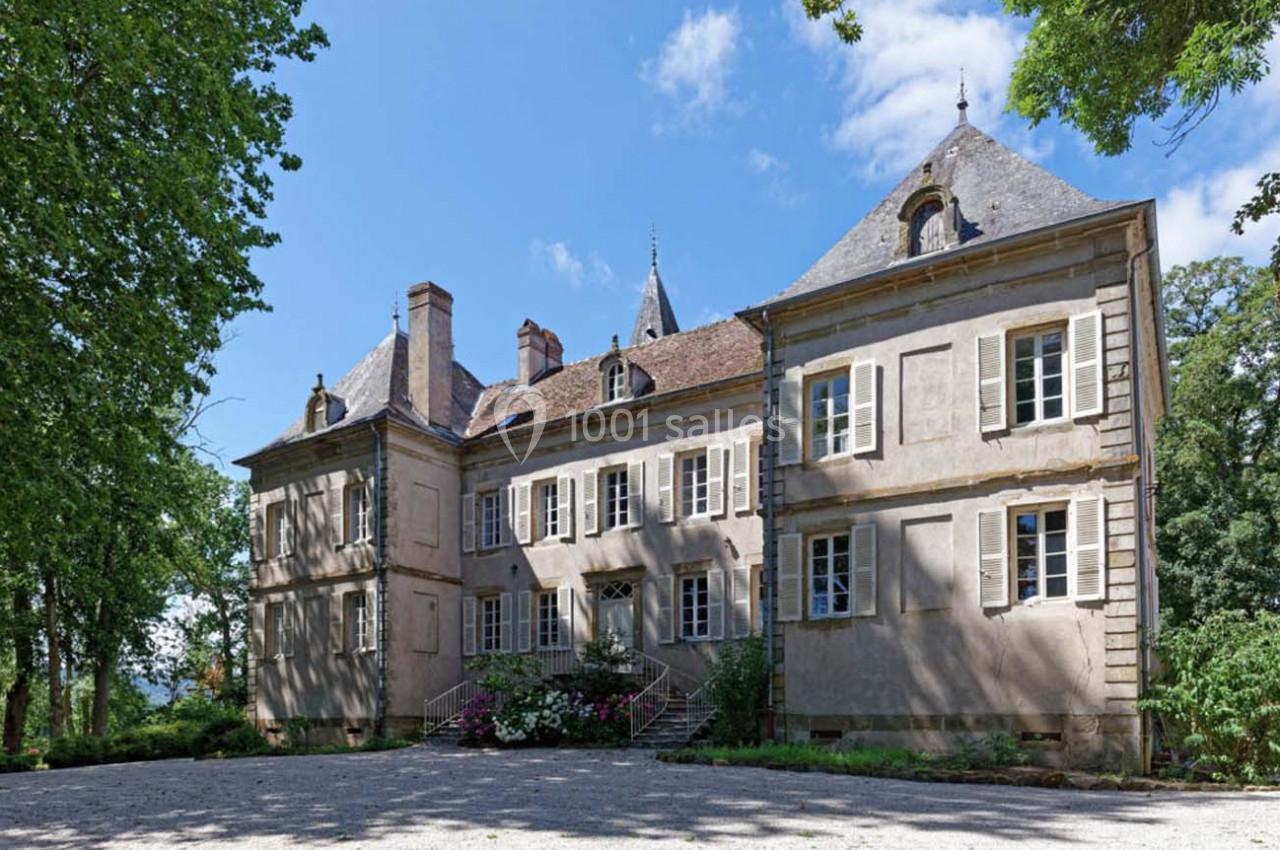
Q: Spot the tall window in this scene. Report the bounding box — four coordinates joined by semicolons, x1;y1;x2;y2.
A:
604;468;629;530
909;198;945;256
1015;507;1069;601
268;602;290;657
680;453;708;518
681;573;709;639
537;591;560;649
809;533;851;618
538;481;559;540
349;592;370;651
604;361;625;402
1013;330;1065;425
809;374;850;460
267;501;287;557
481;597;501;653
348;484;370;543
480;491;501;549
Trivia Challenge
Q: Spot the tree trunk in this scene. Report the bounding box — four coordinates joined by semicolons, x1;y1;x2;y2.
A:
90;602;114;737
3;587;35;755
63;637;76;737
44;571;64;739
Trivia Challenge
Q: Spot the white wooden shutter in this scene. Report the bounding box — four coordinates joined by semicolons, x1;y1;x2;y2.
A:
499;487;512;547
1070;310;1104;418
707;445;726;517
582;469;599;536
556;474;573;540
330;590;345;654
851;524;877;616
515;482;532;545
367;589;379;653
499;592;512;652
657;575;675;644
731;566;752;637
1072;495;1107;601
517;590;532;652
657;453;675;523
978;508;1009;608
976;332;1007;433
462;596;476;657
556;586;574;649
627;460;644;528
283;500;294;556
250;495;265;563
731;440;751;514
851;360;878;455
708;569;726;640
777;533;803;622
330;476;345;548
777;367;803;466
283;601;296;657
462;492;476;553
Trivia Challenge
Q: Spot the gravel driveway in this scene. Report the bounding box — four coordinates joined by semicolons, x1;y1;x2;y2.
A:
2;745;1279;849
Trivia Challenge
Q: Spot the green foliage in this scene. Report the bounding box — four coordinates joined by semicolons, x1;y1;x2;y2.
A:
1155;259;1280;625
664;738;1028;773
467;653;546;698
945;733;1029;769
0;753;37;773
283;716;313;750
566;633;636;703
802;0;863;44
1140;610;1280;782
706;636;769;746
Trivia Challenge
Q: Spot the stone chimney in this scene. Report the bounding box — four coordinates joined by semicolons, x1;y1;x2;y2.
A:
517;319;547;385
407;282;453;428
542;328;563;372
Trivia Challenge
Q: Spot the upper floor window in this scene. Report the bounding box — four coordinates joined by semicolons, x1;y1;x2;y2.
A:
909;198;945;256
481;596;501;653
604;468;629;530
347;483;371;543
809;533;851;619
480;491;501;549
537;591;560;649
681;572;710;640
1014;506;1068;602
268;602;292;658
538;480;560;540
1013;329;1065;426
349;592;371;651
680;452;708;518
808;373;850;460
266;500;288;558
604;361;626;403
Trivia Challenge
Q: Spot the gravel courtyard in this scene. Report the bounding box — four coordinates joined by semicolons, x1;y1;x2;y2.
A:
3;746;1279;850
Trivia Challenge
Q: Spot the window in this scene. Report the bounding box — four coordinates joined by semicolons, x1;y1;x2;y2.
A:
537;591;559;649
909;198;946;256
1013;330;1066;425
604;468;629;530
681;573;709;640
481;597;501;653
349;592;370;651
480;491;501;549
808;374;850;460
348;484;370;543
604;361;626;402
538;481;559;540
268;602;289;657
809;534;851;618
1015;507;1069;602
680;453;708;518
266;501;287;557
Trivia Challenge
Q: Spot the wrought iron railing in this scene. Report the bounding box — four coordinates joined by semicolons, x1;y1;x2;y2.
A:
423;680;493;736
684;676;716;740
627;652;670;740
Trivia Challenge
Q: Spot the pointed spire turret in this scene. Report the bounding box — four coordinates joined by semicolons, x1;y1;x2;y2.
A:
630;226;680;347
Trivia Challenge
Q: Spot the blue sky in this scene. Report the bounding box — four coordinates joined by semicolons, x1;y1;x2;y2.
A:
201;1;1280;474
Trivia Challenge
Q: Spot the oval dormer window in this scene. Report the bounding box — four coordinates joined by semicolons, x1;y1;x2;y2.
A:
909;199;945;256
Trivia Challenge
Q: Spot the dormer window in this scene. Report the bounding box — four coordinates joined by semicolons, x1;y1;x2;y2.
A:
909;198;945;256
604;360;626;403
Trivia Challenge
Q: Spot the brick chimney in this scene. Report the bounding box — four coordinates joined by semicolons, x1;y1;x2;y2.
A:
542;328;563;372
516;319;546;385
407;282;453;427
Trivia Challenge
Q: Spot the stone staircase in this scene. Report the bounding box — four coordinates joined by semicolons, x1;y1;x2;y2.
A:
629;690;713;750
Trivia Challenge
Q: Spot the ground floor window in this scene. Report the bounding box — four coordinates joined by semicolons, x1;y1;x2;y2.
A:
537;591;560;649
349;592;370;651
268;602;291;657
681;573;709;639
809;534;850;618
481;596;501;653
1015;506;1068;601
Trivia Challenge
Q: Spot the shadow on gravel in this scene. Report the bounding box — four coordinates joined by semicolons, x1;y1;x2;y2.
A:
1;746;1274;848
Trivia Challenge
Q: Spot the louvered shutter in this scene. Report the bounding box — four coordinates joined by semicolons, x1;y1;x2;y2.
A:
517;590;532;652
582;469;599;536
657;575;675;644
515;482;532;545
556;474;573;539
1072;495;1107;601
851;524;877;616
462;596;476;657
283;500;295;556
777;533;803;622
462;492;476;553
330;477;345;548
556;586;574;649
657;453;675;523
731;566;752;637
851;361;878;454
627;460;644;528
250;495;264;563
978;508;1009;608
330;590;345;654
731;440;751;514
283;601;297;657
1070;310;1104;418
499;592;512;652
499;487;512;547
777;368;803;465
251;602;266;661
708;570;725;640
707;446;726;517
367;589;379;653
976;333;1007;433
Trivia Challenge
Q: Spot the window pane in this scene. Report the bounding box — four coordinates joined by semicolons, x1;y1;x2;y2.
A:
1042;376;1062;399
1014;337;1034;358
1045;509;1067;534
1043;398;1063;420
812;538;828;558
1042;332;1062;355
811;381;829;404
1016;401;1036;424
1043;353;1062;377
1016;513;1038;535
1046;576;1068;598
1016;536;1037;558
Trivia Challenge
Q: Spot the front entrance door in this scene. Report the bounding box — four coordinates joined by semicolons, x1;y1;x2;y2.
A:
597;581;635;666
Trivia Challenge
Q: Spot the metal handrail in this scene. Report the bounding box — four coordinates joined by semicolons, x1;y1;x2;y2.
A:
627;652;671;740
423;679;493;736
684;675;716;740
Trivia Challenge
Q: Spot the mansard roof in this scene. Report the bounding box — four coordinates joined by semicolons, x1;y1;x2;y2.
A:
630;262;680;346
758;121;1133;306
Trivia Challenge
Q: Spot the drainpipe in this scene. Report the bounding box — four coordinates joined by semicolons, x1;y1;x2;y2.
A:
1126;237;1156;765
370;421;387;737
761;309;777;733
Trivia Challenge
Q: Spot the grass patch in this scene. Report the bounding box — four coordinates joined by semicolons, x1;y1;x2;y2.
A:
674;742;925;773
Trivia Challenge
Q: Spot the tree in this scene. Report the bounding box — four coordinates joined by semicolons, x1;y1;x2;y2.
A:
1156;257;1280;625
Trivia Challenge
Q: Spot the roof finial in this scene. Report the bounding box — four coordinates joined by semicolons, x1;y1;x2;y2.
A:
392;297;400;333
650;222;659;270
957;67;969;125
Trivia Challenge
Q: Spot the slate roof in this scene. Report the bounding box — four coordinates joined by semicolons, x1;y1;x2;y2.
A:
630;262;680;346
757;121;1133;306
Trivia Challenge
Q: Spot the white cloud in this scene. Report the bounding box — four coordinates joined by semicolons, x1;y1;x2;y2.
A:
748;148;780;173
745;148;805;208
644;7;741;122
1158;143;1280;269
530;240;615;288
785;0;1028;178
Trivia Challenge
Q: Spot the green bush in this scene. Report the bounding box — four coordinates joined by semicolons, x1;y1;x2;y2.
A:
1140;610;1280;782
45;735;109;769
193;717;268;756
0;753;37;773
566;633;636;702
706;636;769;746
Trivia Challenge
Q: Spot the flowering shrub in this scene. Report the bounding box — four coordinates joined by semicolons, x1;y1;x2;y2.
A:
458;692;499;744
563;691;635;745
494;689;570;745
